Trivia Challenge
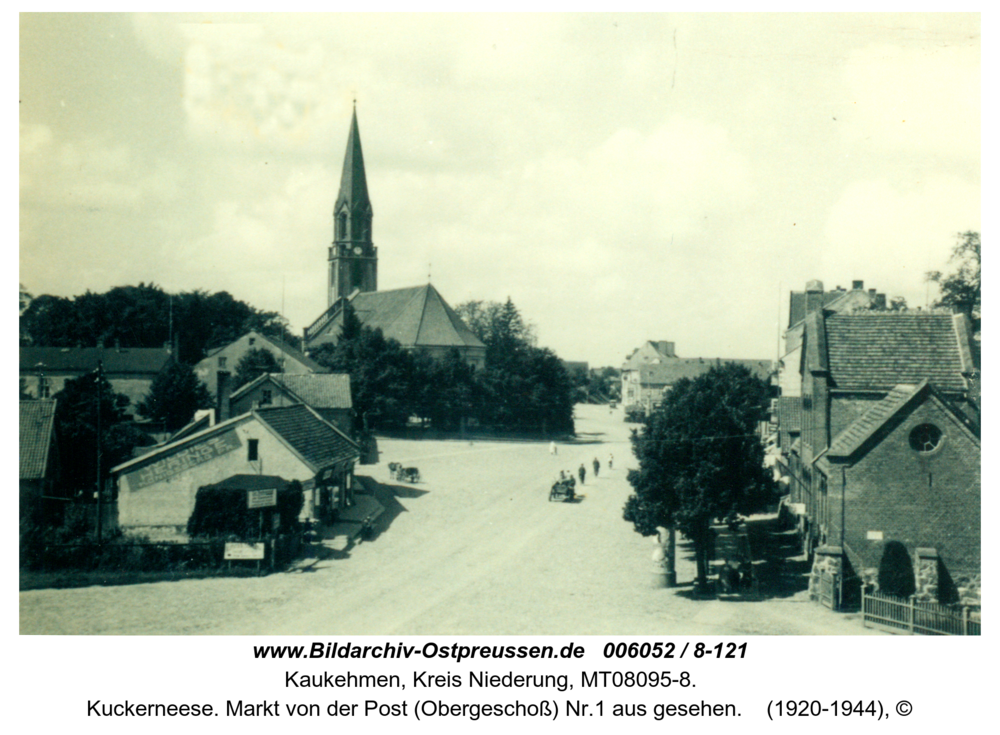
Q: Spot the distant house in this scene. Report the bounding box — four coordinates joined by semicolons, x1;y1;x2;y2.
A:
304;284;486;370
194;330;326;412
112;404;360;538
19;399;61;520
230;372;353;435
785;309;980;605
20;346;173;418
621;342;772;416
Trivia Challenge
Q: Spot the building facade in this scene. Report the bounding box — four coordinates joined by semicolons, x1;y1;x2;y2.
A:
112;404;359;538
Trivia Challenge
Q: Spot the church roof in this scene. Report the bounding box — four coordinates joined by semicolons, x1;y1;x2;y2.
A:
336;107;371;217
307;285;485;352
350;285;484;349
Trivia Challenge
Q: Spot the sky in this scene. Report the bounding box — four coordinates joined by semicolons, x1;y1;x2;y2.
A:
19;13;980;368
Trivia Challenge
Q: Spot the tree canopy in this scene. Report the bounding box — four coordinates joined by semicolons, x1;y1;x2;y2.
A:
53;372;149;493
232;348;284;391
309;305;416;431
927;231;981;330
19;283;297;364
457;297;574;434
137;361;213;432
624;362;775;587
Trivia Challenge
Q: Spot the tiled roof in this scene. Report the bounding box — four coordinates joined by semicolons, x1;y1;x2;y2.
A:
777;397;802;433
230;373;353;410
20;347;171;375
205;331;325;373
271;373;352;409
354;285;485;349
310;285;485;350
824;313;969;393
20;400;57;480
636;358;773;386
788;290;845;328
828;383;922;458
254;404;359;471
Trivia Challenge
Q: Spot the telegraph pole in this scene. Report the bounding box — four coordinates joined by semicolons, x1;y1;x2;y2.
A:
95;357;103;543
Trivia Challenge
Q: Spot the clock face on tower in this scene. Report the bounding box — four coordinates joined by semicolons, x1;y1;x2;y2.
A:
353;246;363;255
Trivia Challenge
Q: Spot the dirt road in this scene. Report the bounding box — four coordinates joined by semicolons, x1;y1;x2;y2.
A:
19;405;876;635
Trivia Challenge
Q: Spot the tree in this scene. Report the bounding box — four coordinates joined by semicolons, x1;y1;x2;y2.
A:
52;372;144;494
137;361;213;432
310;305;416;431
232;348;284;391
623;363;775;589
18;284;299;364
455;298;573;434
927;231;981;330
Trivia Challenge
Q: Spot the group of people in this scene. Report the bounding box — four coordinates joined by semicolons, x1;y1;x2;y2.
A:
553;453;614;487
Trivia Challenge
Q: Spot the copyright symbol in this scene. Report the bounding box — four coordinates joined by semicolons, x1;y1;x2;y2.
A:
896;701;912;716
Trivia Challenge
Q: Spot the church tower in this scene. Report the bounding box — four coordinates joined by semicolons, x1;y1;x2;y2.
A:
328;105;377;307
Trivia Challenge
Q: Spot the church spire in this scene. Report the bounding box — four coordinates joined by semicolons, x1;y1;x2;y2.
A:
328;105;377;308
334;104;372;231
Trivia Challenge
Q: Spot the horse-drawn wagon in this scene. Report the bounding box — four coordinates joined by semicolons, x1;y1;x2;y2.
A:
388;462;420;483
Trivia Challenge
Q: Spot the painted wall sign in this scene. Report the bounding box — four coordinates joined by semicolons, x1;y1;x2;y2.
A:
127;430;242;489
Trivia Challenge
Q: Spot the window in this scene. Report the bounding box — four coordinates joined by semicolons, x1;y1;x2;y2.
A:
260;389;272;406
247;439;259;462
218;357;227;369
248;337;256;346
909;424;942;453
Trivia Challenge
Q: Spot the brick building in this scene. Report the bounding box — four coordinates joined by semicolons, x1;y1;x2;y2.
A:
785;308;980;604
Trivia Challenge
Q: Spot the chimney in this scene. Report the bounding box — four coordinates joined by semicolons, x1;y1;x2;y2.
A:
805;279;825;316
217;371;231;422
852;280;864;290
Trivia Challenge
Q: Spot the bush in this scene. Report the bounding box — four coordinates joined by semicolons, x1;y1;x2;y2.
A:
187;480;304;539
878;541;916;598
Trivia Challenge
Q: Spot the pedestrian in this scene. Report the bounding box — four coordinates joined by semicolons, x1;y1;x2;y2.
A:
609;453;613;470
549;441;557;456
578;464;586;485
593;457;600;477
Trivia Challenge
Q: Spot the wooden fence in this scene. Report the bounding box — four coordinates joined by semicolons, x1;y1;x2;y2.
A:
862;588;981;636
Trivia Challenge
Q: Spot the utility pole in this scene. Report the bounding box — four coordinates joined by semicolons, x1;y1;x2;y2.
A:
95;357;103;543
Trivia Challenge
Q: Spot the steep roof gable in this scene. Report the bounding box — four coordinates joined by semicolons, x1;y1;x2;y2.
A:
231;372;352;410
828;380;979;459
20;399;57;480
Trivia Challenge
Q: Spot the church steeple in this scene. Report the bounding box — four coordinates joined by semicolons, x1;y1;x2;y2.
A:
329;104;377;307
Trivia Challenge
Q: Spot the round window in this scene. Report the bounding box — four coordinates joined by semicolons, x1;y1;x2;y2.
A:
908;423;942;453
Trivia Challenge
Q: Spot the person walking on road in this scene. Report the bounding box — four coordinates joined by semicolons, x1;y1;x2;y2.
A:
593;457;600;478
578;464;586;485
609;453;614;470
549;441;558;456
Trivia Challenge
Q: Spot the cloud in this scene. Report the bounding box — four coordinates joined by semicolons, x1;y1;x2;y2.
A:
822;176;980;306
841;43;979;162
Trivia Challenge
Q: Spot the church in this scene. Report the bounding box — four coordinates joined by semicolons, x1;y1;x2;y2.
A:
303;107;486;370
